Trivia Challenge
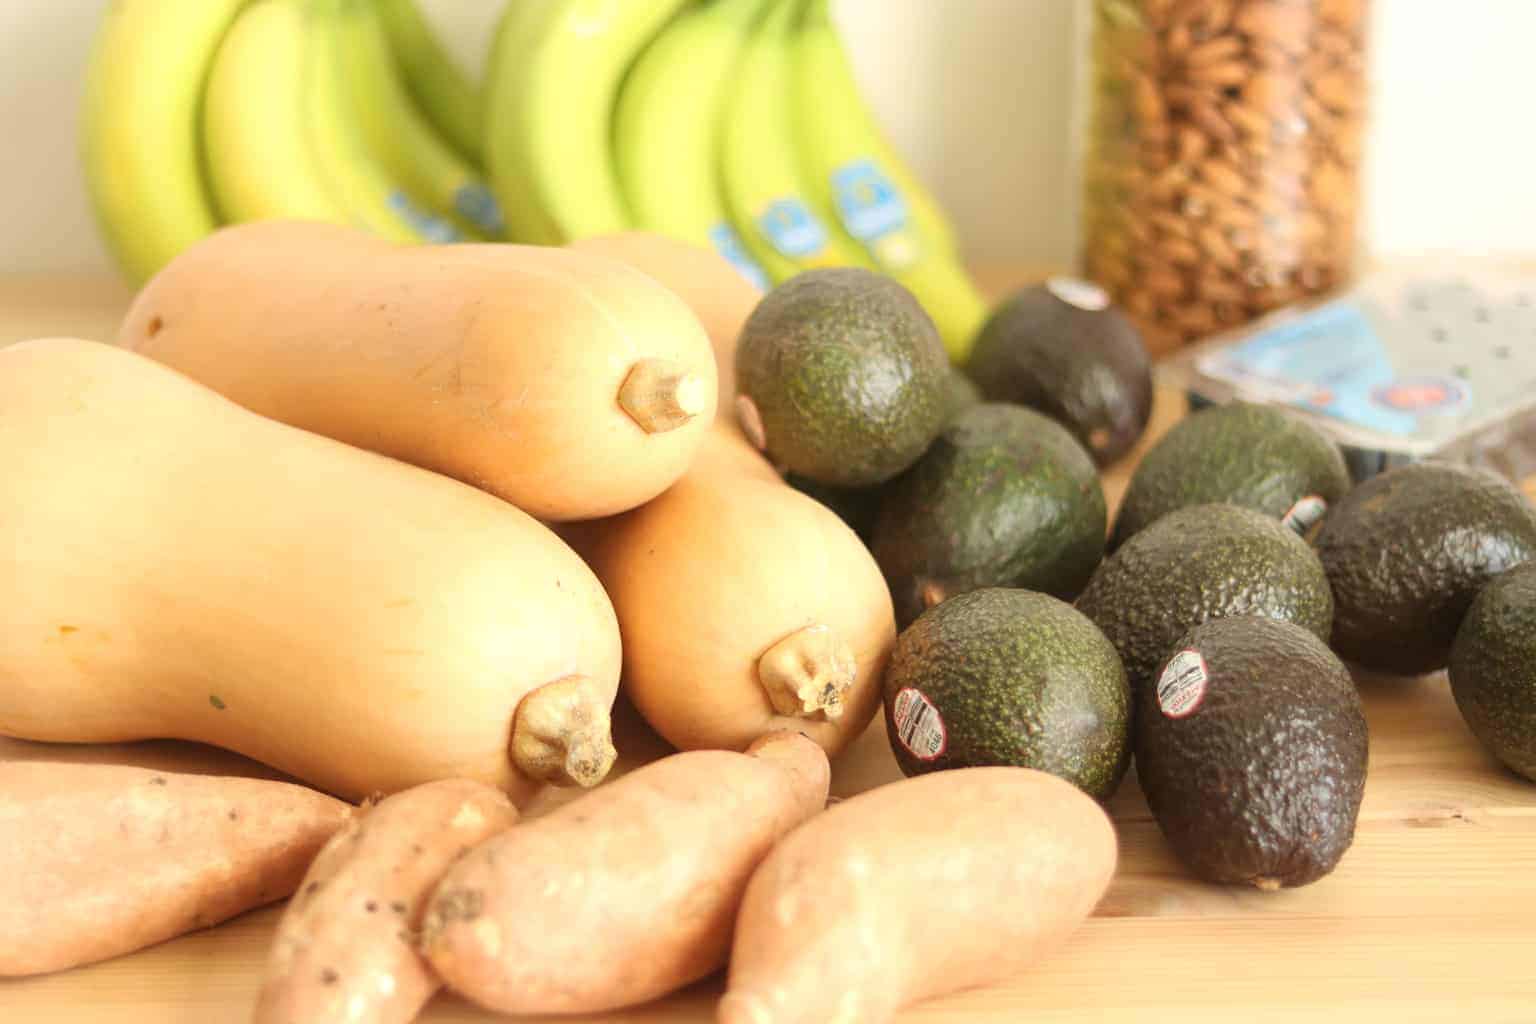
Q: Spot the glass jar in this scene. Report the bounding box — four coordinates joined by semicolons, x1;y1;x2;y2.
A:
1081;0;1370;356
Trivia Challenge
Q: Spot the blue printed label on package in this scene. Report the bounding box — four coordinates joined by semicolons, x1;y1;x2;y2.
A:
1198;299;1470;438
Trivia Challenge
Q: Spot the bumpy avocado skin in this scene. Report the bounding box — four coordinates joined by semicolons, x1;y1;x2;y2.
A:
1075;503;1334;699
1449;562;1536;781
871;403;1107;627
1112;401;1352;548
1314;462;1536;676
1136;615;1368;889
881;588;1131;800
735;267;950;487
787;366;986;542
965;283;1153;466
943;365;983;418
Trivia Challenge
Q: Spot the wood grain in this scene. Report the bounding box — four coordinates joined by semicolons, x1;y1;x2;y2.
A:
3;276;1535;1021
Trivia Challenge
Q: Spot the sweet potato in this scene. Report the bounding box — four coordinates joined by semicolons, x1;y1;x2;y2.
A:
254;778;518;1024
0;761;350;977
719;767;1118;1024
422;731;830;1015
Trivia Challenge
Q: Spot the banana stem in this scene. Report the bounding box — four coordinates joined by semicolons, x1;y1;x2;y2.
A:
757;624;856;722
619;359;708;433
510;675;617;788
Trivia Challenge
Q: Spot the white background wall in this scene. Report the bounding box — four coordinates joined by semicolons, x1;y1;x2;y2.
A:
1;0;1533;276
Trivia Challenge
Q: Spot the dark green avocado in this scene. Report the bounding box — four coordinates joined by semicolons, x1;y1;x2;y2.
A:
965;278;1152;466
787;365;986;541
1313;461;1536;676
1075;503;1334;698
881;588;1131;799
1112;401;1351;549
871;402;1106;627
943;364;983;419
1449;562;1536;781
735;267;950;487
1136;615;1368;889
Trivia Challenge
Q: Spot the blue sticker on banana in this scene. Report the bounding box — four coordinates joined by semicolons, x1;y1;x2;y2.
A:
454;184;505;237
388;190;460;244
709;222;771;291
831;159;909;243
757;198;828;260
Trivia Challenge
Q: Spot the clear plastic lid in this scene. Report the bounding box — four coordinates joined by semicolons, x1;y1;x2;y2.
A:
1158;261;1536;481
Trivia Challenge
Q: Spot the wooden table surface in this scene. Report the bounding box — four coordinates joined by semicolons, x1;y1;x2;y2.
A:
3;276;1535;1022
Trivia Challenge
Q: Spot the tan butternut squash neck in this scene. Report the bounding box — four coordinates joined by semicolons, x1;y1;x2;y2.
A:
510;676;617;788
619;359;708;434
757;625;856;722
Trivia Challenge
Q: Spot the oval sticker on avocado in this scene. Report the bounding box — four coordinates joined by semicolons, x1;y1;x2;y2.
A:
1282;494;1329;536
892;687;947;760
1157;649;1209;719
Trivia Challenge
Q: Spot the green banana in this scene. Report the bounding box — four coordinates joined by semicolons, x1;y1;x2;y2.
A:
376;0;485;166
202;0;343;227
334;0;503;239
791;0;989;361
484;0;692;244
614;0;771;290
481;0;562;244
720;0;869;282
307;0;453;241
202;0;440;242
81;0;251;284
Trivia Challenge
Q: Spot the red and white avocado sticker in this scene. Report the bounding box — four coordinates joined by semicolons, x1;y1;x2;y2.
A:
1156;649;1210;719
891;687;948;760
1281;494;1329;536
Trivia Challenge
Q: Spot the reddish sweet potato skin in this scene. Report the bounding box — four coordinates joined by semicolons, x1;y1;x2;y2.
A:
0;761;351;977
254;778;518;1024
719;767;1119;1024
422;731;830;1015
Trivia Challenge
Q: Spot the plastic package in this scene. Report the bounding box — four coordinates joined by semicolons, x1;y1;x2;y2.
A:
1159;264;1536;483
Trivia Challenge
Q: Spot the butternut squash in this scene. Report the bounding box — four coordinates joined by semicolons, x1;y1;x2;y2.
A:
562;428;894;757
570;232;762;410
0;339;621;802
120;221;717;522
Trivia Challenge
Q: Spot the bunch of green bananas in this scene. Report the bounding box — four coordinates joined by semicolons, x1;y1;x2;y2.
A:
487;0;989;358
83;0;499;286
83;0;987;359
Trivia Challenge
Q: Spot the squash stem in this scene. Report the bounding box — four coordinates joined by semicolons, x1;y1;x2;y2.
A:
757;624;856;721
510;675;616;788
619;359;708;433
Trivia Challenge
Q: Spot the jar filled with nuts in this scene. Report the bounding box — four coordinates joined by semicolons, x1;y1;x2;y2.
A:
1081;0;1369;356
